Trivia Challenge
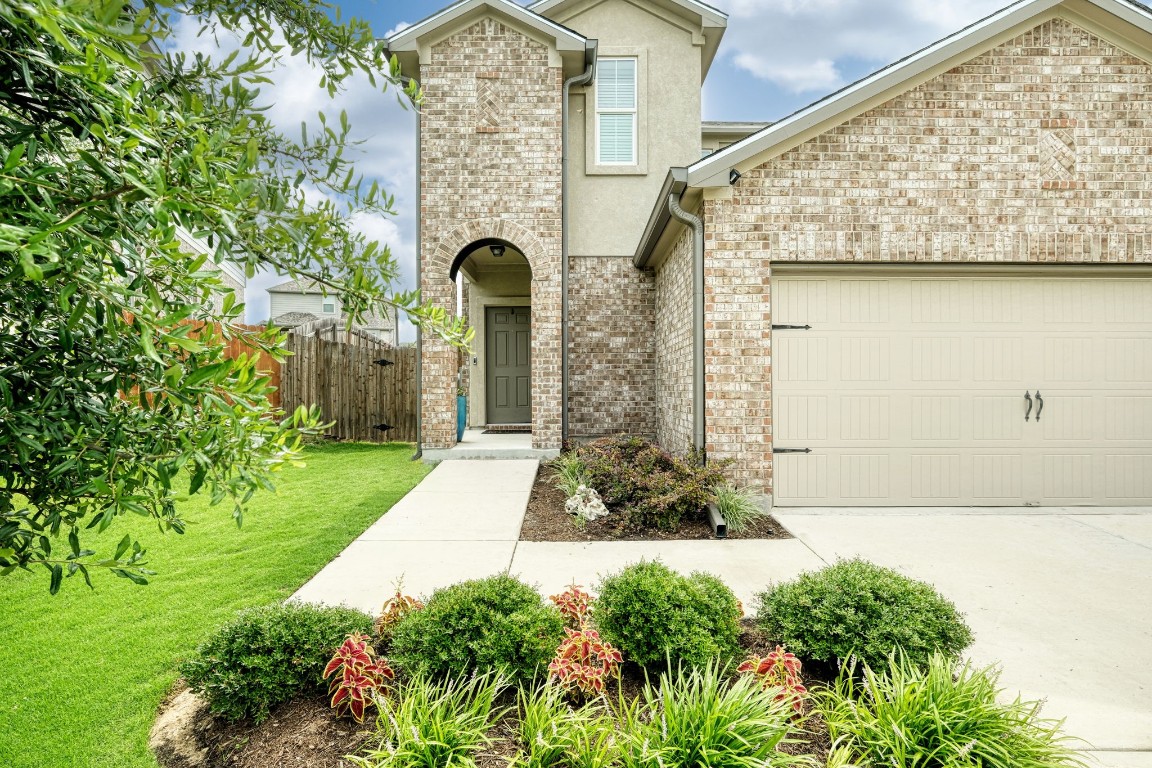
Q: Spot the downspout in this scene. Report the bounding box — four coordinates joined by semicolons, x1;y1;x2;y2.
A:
561;42;597;447
667;193;706;462
399;71;423;460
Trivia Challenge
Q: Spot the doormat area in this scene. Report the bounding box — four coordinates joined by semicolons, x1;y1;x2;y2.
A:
482;427;532;434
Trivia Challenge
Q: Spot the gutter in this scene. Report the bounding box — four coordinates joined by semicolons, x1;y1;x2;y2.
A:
561;41;597;445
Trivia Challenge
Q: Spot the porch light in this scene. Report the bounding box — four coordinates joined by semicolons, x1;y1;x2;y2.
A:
490;244;506;258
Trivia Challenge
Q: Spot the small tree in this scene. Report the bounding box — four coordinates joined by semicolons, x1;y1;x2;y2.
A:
0;0;469;591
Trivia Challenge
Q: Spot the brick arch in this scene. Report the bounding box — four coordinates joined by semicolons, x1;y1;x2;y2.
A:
429;217;548;280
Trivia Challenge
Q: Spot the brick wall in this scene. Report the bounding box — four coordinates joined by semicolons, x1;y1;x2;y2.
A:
654;227;694;456
705;18;1152;492
568;257;657;440
419;17;563;449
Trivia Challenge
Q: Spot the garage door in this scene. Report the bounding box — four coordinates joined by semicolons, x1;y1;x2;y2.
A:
772;274;1152;506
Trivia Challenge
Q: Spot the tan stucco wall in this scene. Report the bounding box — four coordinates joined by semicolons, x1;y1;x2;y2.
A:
558;0;704;257
702;18;1152;492
465;266;532;428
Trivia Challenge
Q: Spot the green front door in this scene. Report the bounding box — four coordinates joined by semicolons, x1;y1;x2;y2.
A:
485;306;531;424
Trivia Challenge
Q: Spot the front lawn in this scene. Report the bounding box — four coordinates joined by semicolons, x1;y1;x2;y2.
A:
0;442;428;768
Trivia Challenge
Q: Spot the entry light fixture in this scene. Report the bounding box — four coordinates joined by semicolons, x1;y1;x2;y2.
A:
490;244;506;258
729;168;742;185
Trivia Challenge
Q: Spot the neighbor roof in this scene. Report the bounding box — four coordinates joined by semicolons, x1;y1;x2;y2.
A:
266;278;322;294
688;0;1152;188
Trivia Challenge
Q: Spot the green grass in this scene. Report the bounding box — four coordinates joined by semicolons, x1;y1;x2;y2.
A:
0;442;429;768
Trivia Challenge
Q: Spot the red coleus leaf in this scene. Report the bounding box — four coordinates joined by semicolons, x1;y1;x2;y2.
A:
349;696;367;723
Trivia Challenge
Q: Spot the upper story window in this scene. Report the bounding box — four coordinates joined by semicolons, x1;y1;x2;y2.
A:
322;296;336;314
596;58;637;165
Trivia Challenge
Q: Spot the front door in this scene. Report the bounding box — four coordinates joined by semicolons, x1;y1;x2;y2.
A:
486;306;531;424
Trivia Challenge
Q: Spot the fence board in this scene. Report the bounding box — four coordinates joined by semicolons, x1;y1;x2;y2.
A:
279;319;417;443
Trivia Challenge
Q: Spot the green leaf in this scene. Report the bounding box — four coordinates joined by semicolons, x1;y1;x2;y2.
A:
49;564;63;595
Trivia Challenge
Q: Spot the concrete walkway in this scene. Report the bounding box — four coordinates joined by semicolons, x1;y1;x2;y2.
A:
293;459;1152;768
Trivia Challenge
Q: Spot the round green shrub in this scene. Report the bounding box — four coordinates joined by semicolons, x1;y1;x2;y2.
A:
180;601;373;722
389;574;564;681
755;559;974;670
593;561;741;668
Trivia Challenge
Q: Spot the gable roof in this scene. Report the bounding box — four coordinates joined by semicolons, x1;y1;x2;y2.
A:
386;0;593;78
266;278;323;294
688;0;1152;189
529;0;727;79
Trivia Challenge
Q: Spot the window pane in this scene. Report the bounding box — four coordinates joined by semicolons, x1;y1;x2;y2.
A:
598;59;636;110
599;113;635;163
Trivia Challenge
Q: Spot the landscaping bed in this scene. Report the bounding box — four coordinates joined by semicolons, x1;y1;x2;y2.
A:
156;560;1082;768
520;465;793;541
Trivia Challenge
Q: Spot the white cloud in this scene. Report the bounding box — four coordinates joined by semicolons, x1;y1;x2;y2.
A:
384;21;412;38
716;0;1010;93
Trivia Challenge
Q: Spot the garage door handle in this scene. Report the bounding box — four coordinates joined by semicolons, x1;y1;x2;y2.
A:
1035;391;1043;422
1024;391;1033;421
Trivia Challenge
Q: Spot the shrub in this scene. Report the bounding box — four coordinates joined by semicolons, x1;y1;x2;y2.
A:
351;672;507;768
620;662;799;768
711;482;767;533
323;632;395;723
755;559;973;670
180;602;373;722
576;436;725;530
389;574;564;681
818;653;1087;768
593;561;741;668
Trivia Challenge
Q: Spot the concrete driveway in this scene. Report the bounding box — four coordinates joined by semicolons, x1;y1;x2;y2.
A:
774;508;1152;766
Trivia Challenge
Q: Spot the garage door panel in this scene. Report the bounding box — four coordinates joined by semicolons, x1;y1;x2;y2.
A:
1105;455;1152;499
972;454;1025;500
773;275;1152;507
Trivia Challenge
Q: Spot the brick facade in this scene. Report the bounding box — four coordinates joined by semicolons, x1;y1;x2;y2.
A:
705;18;1152;493
568;257;657;440
654;228;694;456
419;18;564;449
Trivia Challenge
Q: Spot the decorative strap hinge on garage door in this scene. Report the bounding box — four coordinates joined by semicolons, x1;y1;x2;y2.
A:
771;324;811;330
773;448;812;454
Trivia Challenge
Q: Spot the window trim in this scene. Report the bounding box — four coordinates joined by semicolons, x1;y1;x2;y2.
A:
322;296;336;315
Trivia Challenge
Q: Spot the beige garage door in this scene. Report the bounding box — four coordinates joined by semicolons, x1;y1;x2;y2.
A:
772;273;1152;506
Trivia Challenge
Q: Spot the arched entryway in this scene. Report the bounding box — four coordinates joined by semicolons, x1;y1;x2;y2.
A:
451;240;533;427
421;218;561;450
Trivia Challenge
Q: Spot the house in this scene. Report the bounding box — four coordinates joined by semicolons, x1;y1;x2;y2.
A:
174;226;246;314
388;0;1152;507
267;278;399;346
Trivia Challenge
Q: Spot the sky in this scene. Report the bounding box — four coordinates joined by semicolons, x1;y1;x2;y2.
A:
217;0;1011;337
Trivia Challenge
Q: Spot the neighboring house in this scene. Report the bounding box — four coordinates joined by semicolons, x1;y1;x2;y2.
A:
174;226;246;314
389;0;1152;508
266;278;399;346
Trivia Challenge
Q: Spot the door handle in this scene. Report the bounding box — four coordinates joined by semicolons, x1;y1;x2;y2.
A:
1035;391;1043;422
1024;391;1033;421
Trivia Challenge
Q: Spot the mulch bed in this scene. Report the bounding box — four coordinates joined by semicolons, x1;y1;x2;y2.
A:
175;619;832;768
520;465;794;541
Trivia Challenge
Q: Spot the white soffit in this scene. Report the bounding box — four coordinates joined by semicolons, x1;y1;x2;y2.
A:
687;0;1152;188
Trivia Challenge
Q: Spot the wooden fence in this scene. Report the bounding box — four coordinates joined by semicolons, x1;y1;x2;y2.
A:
280;320;417;443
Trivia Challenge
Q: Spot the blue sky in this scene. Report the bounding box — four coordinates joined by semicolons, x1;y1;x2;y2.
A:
224;0;1010;334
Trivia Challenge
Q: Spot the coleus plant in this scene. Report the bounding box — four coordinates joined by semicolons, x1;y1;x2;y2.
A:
548;626;623;697
737;645;808;714
548;583;594;628
375;590;424;635
323;632;395;722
